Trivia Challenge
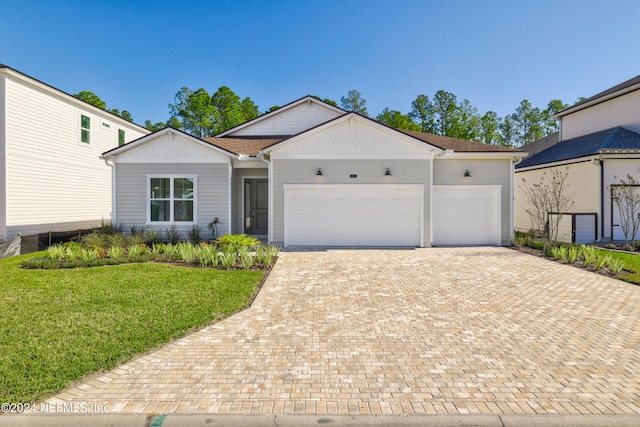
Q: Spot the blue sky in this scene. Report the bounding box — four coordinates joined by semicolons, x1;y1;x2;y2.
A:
2;0;640;127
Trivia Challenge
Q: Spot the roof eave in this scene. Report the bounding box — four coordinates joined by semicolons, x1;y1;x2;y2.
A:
555;82;640;118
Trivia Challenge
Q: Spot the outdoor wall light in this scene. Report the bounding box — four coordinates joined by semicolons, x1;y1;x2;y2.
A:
385;168;392;177
464;170;471;178
316;168;323;176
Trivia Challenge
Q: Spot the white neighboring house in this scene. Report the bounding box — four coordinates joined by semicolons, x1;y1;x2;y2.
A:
515;74;640;243
103;96;523;248
0;65;150;244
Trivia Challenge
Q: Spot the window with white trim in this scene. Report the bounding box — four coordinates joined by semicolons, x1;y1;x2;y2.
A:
80;115;90;144
148;176;196;223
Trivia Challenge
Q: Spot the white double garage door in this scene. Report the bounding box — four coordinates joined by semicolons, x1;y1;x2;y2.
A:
284;184;501;247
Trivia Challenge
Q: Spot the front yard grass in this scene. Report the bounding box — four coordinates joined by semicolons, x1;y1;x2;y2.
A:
0;253;263;404
599;249;640;285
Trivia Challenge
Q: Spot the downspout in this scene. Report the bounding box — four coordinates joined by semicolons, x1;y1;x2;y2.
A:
228;161;233;236
102;157;116;227
259;152;272;244
428;150;434;247
600;159;604;241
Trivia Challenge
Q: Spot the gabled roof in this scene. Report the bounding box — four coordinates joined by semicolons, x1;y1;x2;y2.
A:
215;95;345;137
200;110;525;156
0;64;149;133
556;74;640;118
101;126;236;158
515;127;640;169
397;129;522;153
204;136;286;156
519;132;560;157
260;112;445;154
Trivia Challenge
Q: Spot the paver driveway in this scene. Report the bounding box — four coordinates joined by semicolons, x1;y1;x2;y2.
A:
45;247;640;415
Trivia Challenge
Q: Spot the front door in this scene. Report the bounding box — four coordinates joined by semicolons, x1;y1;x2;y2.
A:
244;179;268;235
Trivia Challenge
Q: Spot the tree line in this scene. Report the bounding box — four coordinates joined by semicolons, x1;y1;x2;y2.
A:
74;87;582;148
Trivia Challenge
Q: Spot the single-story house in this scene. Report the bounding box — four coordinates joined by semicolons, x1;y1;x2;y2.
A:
102;96;523;247
515;74;640;243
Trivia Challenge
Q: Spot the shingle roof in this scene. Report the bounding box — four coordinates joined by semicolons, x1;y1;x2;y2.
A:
519;132;560;157
397;129;522;152
203;136;286;156
557;74;640;116
516;127;640;169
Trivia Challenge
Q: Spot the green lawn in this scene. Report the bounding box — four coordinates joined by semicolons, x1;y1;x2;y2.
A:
0;253;263;403
599;248;640;285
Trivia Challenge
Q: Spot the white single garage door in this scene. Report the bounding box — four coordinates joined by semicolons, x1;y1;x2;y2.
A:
433;185;501;246
284;184;423;247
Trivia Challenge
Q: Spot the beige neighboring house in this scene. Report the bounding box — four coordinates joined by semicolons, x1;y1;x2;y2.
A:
103;96;523;248
515;74;640;243
0;65;150;245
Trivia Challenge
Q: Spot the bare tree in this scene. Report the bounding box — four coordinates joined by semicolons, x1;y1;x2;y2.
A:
520;167;574;244
610;175;640;246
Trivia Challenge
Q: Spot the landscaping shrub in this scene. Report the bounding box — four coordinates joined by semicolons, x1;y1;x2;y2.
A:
188;225;203;245
605;243;617;249
594;255;610;271
145;229;161;245
623;244;634;252
216;234;260;252
607;258;625;273
165;225;181;245
549;245;568;262
580;245;598;268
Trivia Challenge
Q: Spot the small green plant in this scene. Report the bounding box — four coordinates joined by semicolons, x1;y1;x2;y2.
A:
220;252;237;269
239;247;254;270
108;246;125;259
623;244;634;252
64;246;79;260
79;248;100;262
178;242;197;264
529;240;545;250
145;229;161;245
188;225;202;245
127;244;148;259
594;255;610;271
607;258;625;274
605;243;617;249
580;245;598;267
216;234;260;252
47;244;67;261
566;246;580;264
549;245;568;262
80;232;108;250
165;225;181;245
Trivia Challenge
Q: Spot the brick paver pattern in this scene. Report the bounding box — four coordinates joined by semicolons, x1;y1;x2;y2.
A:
45;248;640;415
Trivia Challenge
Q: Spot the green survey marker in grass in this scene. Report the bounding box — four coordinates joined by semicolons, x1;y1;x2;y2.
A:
0;253;263;404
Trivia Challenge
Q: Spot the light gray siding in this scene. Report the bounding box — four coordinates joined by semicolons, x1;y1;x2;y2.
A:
115;163;229;239
231;168;268;234
229;102;342;136
271;159;431;246
433;158;512;244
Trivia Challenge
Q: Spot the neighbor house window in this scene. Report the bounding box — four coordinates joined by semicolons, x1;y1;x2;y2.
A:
80;115;90;144
148;175;196;223
118;129;125;146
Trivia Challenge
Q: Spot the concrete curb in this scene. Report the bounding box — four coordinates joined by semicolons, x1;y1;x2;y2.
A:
2;414;640;427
